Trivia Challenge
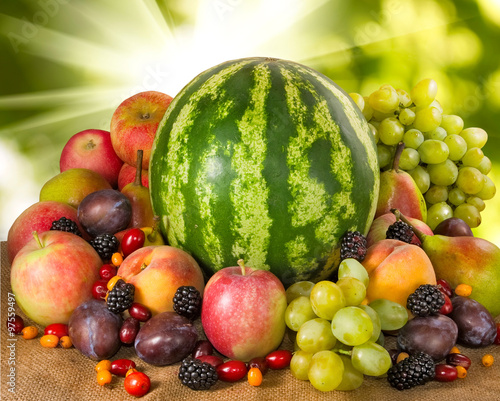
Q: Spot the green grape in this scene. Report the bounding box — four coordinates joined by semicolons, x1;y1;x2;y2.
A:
466;196;485;212
477;155;492;175
410;78;438;107
396;88;412;107
376;331;385;346
310;281;346;320
370;120;381;129
336;355;364;391
336;277;366;306
413;106;442;132
398;108;415;125
368;299;408;331
285;296;318;331
427;201;454;230
425;185;448;204
368;86;399;114
331;307;373;346
349;92;364;111
368;123;379;143
427;159;458;186
296;318;337;353
456;166;484;195
290;350;313;381
399;148;420;171
357;304;381;343
351;341;392;377
443;134;468;161
453;203;481;228
286;281;315;304
377;143;394;169
378;117;405;145
337;258;369;287
440;114;464;135
417;139;449;164
362;96;374;121
475;175;496;200
287;327;298;345
408;165;431;194
461;147;484;168
460;127;488;149
372;109;396;122
428;99;443;113
448;187;466;206
424;127;447;141
403;128;424;149
308;350;344;392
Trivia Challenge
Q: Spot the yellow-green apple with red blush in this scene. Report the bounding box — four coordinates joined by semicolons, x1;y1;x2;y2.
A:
60;129;123;188
110;91;172;169
201;260;287;362
366;212;434;247
10;231;101;326
117;162;148;191
7;201;86;264
117;245;204;316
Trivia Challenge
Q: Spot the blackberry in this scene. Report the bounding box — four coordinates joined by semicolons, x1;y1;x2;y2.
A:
179;356;218;390
106;279;135;314
173;286;202;320
387;352;435;391
407;284;445;317
50;217;82;237
386;220;414;244
90;234;119;261
340;231;367;262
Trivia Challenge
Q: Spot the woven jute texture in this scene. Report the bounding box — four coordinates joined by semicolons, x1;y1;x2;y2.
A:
1;241;499;401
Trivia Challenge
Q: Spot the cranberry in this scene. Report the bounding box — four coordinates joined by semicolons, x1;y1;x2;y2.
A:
197;354;224;367
247;356;269;375
439;293;453;315
120;317;141;345
121;228;146;257
92;279;109;300
216;360;247;382
191;340;213;358
44;323;69;338
434;364;458;382
436;279;453;298
265;350;293;369
99;264;117;281
446;353;472;370
110;359;136;377
7;314;24;335
128;302;152;322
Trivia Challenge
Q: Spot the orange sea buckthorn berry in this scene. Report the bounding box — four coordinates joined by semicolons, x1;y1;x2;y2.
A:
248;367;263;387
40;334;59;348
107;275;123;291
21;326;38;340
111;252;123;267
449;346;460;354
59;336;73;349
482;354;494;367
126;368;138;377
456;365;467;379
396;352;410;364
455;284;472;297
97;369;112;386
95;360;112;373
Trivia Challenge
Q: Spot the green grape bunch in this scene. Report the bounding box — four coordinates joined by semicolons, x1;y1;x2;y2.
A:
349;79;496;230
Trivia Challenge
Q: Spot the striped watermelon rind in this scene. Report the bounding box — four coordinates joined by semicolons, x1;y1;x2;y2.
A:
150;57;379;286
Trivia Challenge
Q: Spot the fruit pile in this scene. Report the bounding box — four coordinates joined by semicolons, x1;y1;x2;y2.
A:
349;79;496;230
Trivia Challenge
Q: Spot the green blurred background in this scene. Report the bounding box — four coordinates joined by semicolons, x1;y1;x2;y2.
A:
0;0;499;244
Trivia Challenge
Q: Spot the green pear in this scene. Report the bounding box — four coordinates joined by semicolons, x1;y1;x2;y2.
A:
40;168;111;209
395;209;500;318
121;150;154;228
376;142;427;222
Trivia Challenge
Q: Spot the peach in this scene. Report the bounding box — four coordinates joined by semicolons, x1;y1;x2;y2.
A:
362;239;436;308
117;245;204;316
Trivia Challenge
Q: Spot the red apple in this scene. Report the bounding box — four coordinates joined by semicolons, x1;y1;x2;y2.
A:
201;260;287;362
117;162;149;191
366;212;434;247
7;201;86;264
60;129;123;188
10;231;102;326
110;91;172;169
116;245;204;316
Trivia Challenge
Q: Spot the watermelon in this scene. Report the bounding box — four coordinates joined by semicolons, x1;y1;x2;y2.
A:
150;57;379;286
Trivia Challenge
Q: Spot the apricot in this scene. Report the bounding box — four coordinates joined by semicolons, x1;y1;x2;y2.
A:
362;239;436;308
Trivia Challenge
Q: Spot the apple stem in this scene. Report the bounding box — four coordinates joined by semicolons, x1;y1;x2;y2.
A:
32;231;43;249
391;209;427;243
134;149;144;187
237;259;246;276
392;142;405;173
86;139;96;150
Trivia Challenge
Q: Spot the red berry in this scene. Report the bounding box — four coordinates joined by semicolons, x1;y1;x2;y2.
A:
216;360;247;382
494;323;500;345
436;279;453;298
197;354;224;367
124;371;151;397
434;364;458;382
6;314;24;335
92;279;109;300
439;293;453;315
247;356;269;375
191;340;213;358
44;323;69;338
121;228;146;257
99;264;117;281
446;353;472;370
110;359;136;377
120;317;141;345
128;302;152;322
265;350;293;369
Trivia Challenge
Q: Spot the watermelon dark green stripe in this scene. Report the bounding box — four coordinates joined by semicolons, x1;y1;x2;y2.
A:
150;57;379;286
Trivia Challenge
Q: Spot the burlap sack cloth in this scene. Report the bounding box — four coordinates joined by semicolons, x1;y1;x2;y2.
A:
1;242;499;401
